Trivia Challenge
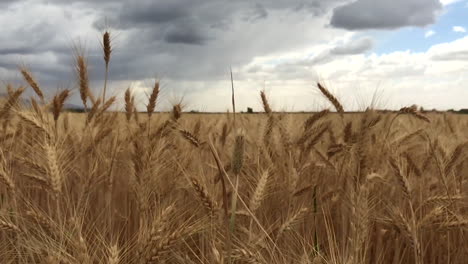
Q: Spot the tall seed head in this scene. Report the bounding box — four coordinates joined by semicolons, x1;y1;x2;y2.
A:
6;83;14;97
317;82;344;115
172;104;182;121
52;89;70;121
20;67;44;101
260;90;272;114
124;88;133;122
76;55;90;109
103;31;112;67
232;131;245;175
147;80;160;117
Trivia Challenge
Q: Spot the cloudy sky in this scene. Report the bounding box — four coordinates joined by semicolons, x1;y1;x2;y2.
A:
1;0;468;112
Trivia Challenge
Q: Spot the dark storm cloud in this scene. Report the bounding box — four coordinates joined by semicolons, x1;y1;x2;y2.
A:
330;0;442;30
0;0;15;5
0;0;443;100
0;47;36;55
118;0;192;26
252;3;268;20
96;0;345;37
164;23;209;45
83;0;353;82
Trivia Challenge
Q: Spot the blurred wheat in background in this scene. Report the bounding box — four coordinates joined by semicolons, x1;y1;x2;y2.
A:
0;31;468;264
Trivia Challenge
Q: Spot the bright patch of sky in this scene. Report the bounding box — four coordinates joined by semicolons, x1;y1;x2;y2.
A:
425;30;436;38
373;0;468;55
453;26;466;32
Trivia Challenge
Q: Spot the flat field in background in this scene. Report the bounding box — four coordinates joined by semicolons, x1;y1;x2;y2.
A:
1;106;468;264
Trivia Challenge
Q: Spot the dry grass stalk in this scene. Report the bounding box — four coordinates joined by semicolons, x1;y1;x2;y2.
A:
17;111;50;135
232;132;245;175
147;80;160;118
405;154;422;177
276;207;309;239
300;122;330;153
317;82;344;115
25;210;55;235
45;143;62;196
101;96;116;113
102;31;112;100
393;129;424;149
124;88;133;122
304;109;329;131
220;122;229;146
138;204;175;262
30;97;42;118
232;248;262;264
297;121;329;147
133;106;140;125
86;98;102;124
145;229;184;263
293;184;314;197
103;31;112;67
52;89;70;122
20;67;44;101
6;83;14;97
444;142;468;175
389;157;411;201
178;128;201;148
193;119;201;137
398;105;430;123
76;54;92;109
0;156;15;193
107;244;119;264
260;90;272;114
172;104;182;121
0;219;21;233
424;195;464;205
0;86;25;119
393;210;422;264
189;177;217;217
231;67;236;126
250;170;269;212
440;220;468;229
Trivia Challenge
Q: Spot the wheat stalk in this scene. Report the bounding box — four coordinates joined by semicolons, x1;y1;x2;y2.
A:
316;82;344;115
102;31;112;101
52;89;70;122
75;54;93;110
147;80;160;118
124;88;133;122
189;177;217;217
20;67;44;101
250;170;269;212
260;90;272;114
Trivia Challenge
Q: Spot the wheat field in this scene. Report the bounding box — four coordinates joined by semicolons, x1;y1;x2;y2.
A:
0;32;467;264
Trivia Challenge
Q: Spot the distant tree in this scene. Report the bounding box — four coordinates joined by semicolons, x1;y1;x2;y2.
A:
247;107;253;113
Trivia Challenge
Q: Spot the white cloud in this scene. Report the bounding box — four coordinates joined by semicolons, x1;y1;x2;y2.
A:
453;26;466;33
122;35;468;112
425;30;436;38
440;0;463;5
221;35;468;112
429;35;468;60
